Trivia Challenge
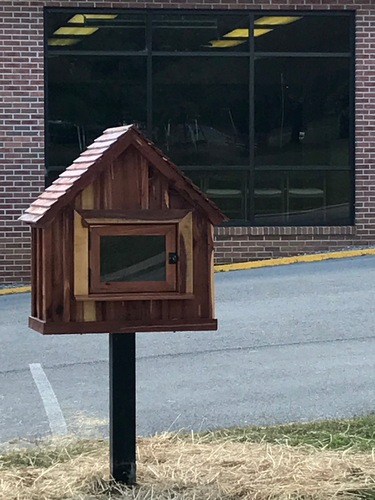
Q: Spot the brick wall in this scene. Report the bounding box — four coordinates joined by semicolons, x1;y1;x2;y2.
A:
214;226;357;263
1;0;375;283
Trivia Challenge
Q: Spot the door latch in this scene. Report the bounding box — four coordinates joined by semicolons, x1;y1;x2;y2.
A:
168;252;178;264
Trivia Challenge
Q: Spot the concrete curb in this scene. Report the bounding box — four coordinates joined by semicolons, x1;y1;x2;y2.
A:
1;248;375;295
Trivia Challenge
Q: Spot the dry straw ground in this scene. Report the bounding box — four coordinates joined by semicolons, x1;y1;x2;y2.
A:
1;432;375;500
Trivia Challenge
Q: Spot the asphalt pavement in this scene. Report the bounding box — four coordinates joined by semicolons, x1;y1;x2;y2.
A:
0;255;374;445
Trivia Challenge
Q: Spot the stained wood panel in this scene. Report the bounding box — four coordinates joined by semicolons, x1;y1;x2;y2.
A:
35;228;43;319
207;224;215;319
29;316;217;335
73;210;89;298
31;228;37;318
193;214;211;319
49;217;63;322
74;187;96;322
178;212;193;294
149;168;170;210
62;208;73;323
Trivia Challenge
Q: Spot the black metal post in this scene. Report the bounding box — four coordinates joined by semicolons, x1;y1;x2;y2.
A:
109;332;136;485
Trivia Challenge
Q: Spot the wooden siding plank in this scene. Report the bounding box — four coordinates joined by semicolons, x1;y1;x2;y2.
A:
81;184;95;210
62;209;73;323
149;301;162;321
73;210;89;297
139;156;149;209
83;302;97;322
149;169;170;210
80;186;97;323
208;223;215;319
36;229;44;319
75;293;194;301
29;316;218;335
102;166;113;210
42;225;53;321
193;213;210;319
50;216;65;322
78;208;190;224
31;228;37;318
178;212;193;294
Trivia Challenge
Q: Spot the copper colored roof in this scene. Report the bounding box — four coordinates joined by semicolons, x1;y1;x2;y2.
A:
19;125;227;227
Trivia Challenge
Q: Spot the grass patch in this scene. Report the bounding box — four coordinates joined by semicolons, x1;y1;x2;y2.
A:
0;437;103;469
198;414;375;452
1;416;375;499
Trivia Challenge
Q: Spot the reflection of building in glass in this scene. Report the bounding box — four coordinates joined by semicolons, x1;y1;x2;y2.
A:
46;10;353;229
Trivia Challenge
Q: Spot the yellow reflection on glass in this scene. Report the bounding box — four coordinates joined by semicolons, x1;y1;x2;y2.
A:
53;27;98;36
223;27;273;39
208;39;246;48
254;28;273;37
48;38;81;46
223;28;249;38
255;16;302;26
68;14;118;24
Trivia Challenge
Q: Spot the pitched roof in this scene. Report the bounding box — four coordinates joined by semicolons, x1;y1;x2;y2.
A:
19;124;227;227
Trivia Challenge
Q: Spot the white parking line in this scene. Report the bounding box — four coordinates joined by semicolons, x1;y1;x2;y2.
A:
29;363;68;436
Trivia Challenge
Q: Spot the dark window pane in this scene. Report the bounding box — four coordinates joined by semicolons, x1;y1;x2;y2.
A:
100;235;166;282
286;170;351;225
153;57;249;166
46;12;146;52
254;57;350;168
152;14;250;52
254;169;351;226
325;170;351;225
286;170;328;225
185;169;248;221
46;56;146;183
254;170;286;225
254;15;351;52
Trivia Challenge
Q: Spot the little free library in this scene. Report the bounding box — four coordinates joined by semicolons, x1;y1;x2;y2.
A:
19;125;226;334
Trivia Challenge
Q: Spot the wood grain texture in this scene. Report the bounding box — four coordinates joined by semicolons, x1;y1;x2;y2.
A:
81;184;94;209
178;211;193;294
29;316;218;335
31;228;37;318
208;223;215;319
62;209;73;323
35;229;43;319
80;186;96;322
75;293;194;301
73;210;89;298
78;209;190;224
41;227;53;321
50;217;64;322
149;168;170;210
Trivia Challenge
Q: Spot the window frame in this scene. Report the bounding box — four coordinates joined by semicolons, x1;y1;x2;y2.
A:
73;209;194;301
90;223;177;294
45;8;355;226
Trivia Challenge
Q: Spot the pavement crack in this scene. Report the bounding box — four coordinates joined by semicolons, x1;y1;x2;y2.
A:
1;334;374;375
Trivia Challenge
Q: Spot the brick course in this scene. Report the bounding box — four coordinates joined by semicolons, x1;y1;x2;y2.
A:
1;0;375;283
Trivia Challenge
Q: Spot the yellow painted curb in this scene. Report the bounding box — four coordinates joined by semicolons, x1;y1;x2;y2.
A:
214;248;375;273
0;286;31;296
